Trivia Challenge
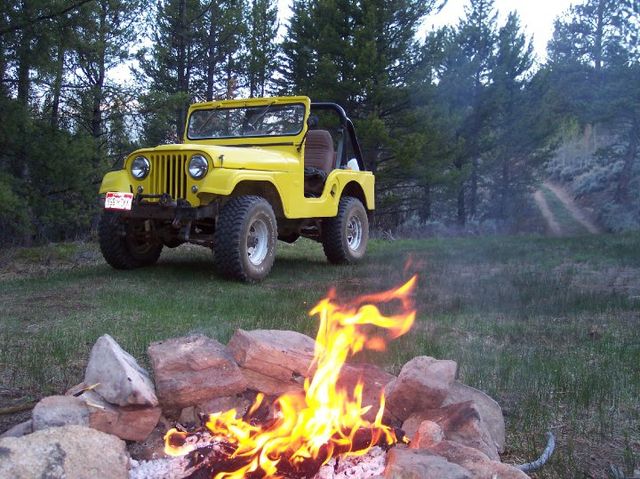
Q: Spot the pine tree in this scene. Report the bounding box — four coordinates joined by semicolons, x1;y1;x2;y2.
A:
245;0;278;97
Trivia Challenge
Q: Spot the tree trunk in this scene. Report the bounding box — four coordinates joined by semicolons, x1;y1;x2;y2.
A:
498;158;509;220
469;157;479;218
457;180;466;226
50;40;65;128
206;18;217;101
91;3;107;143
175;0;187;141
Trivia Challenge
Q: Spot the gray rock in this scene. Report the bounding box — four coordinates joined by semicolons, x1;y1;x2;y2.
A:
32;395;89;431
148;335;247;411
385;356;457;422
402;401;499;460
384;447;472;479
443;381;506;453
0;424;129;479
227;329;316;382
85;334;158;407
0;420;33;438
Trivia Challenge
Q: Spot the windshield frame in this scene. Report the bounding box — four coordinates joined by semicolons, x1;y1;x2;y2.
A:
186;102;307;141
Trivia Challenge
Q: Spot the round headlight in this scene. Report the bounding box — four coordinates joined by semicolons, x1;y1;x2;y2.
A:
189;154;209;179
131;156;150;179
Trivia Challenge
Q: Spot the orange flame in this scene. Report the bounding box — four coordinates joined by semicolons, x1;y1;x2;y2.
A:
165;276;417;478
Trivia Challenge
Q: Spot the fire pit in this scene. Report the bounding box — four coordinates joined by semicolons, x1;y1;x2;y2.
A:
0;278;534;479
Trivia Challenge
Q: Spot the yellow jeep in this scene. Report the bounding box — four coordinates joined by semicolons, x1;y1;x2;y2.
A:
98;96;375;282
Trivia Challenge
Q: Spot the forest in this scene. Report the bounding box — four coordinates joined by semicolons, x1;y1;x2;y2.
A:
0;0;638;246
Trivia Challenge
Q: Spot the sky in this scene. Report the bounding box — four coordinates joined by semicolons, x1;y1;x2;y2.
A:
277;0;576;62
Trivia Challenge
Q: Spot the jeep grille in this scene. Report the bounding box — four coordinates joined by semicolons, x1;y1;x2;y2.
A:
148;153;188;200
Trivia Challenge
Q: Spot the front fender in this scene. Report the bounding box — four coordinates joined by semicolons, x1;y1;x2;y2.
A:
99;170;130;194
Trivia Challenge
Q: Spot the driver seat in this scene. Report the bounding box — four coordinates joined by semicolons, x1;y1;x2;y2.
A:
304;130;334;196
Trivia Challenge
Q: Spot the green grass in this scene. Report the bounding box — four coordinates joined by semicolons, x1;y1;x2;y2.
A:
1;233;639;478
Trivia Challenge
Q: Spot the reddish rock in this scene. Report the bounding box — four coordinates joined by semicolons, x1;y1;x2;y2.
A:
227;329;316;382
427;440;529;479
148;335;247;411
385;356;457;421
85;334;158;407
32;395;89;431
384;447;472;479
402;401;499;460
338;363;397;422
0;425;129;479
409;420;444;449
82;391;161;442
443;381;505;453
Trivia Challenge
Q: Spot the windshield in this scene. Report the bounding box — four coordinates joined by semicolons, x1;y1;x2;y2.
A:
187;103;306;140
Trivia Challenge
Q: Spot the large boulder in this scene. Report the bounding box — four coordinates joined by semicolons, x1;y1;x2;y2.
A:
385;356;457;421
85;334;158;407
148;335;247;411
227;329;316;382
0;425;129;479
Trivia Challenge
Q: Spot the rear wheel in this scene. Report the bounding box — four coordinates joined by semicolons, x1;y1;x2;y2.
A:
98;212;163;269
213;196;277;282
322;196;369;264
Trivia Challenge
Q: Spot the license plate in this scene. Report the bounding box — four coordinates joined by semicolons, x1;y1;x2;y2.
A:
105;192;134;211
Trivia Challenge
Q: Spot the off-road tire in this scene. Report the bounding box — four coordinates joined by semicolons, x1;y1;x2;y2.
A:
213;195;277;282
98;212;163;269
322;196;369;264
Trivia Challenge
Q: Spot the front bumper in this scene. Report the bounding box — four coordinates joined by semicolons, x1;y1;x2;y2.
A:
100;193;218;222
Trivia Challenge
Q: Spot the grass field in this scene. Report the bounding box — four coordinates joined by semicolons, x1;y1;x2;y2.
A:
1;233;639;478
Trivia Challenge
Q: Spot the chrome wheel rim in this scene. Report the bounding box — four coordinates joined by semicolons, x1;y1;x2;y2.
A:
247;218;269;265
346;215;363;251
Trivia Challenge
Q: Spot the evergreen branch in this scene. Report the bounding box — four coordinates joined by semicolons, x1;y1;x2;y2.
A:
0;0;95;36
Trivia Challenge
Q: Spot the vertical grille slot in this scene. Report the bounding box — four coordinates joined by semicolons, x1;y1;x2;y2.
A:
149;153;188;200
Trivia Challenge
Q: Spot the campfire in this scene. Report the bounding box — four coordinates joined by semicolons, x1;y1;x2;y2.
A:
163;277;417;479
1;278;535;479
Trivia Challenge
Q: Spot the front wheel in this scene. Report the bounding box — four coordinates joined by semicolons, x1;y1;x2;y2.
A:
98;212;163;270
322;196;369;264
213;196;277;282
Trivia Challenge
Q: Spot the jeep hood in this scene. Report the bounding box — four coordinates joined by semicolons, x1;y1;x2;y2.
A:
146;143;298;172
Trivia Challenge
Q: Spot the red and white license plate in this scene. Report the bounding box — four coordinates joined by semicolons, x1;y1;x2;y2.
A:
105;192;134;211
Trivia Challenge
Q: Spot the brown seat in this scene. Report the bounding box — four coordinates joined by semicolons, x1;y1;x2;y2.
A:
304;130;334;173
304;130;334;196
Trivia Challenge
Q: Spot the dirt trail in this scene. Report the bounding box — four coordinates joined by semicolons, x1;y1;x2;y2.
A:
534;181;602;236
544;181;601;234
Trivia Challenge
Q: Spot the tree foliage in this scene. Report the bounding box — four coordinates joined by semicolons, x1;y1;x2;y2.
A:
0;0;638;245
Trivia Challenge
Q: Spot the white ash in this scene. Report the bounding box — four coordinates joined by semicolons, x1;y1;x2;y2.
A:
129;443;387;479
129;457;189;479
313;447;386;479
